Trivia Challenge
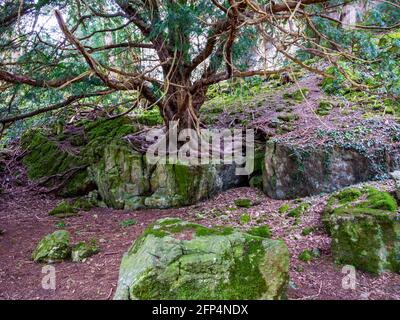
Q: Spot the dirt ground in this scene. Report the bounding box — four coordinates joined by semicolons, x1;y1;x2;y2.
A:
1;183;399;300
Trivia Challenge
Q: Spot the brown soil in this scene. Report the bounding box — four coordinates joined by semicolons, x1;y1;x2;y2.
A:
1;183;399;300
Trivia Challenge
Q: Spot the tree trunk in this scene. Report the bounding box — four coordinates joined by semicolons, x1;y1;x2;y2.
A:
160;82;208;130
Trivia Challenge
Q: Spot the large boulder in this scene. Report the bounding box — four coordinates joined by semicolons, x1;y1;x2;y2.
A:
89;141;247;210
21;117;247;209
323;187;400;274
114;218;290;300
32;230;71;263
21;117;138;197
263;120;400;199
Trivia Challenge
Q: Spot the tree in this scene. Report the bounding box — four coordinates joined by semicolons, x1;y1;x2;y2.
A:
0;0;399;134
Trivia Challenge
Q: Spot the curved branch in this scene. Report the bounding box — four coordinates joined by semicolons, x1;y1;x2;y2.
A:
0;90;114;125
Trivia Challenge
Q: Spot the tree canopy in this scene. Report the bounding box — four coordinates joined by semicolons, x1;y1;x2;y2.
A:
0;0;400;138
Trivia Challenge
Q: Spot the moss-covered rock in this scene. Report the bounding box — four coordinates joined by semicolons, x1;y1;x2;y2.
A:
247;225;272;238
32;230;71;263
48;197;95;218
114;218;289;300
89;138;246;209
323;186;400;274
263;122;400;199
21;117;139;197
48;201;79;218
235;198;253;208
71;240;99;262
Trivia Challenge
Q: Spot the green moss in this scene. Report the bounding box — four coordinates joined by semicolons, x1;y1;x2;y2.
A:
48;201;78;218
72;197;95;211
323;186;400;274
335;187;362;204
157;218;183;226
120;219;138;228
195;226;234;237
277;113;299;123
84;117;137;141
32;230;71;263
287;203;310;218
174;164;190;199
247;225;272;238
240;213;251;225
316;101;334;116
72;240;98;262
249;175;263;189
283;89;309;102
135;108;163;126
235;198;253;208
360;187;397;212
59;170;95;197
49;197;96;218
138;219;234;241
301;227;315;236
22;129;81;181
299;249;313;262
279;203;290;214
216;239;268;300
55;221;66;229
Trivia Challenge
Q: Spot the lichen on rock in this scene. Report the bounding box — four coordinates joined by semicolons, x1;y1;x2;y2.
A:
114;218;289;300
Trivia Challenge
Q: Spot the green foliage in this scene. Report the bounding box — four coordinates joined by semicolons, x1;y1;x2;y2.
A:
301;227;315;236
316;100;334;116
72;240;99;262
287;203;311;218
120;219;138;228
48;201;78;218
283;89;309;102
234;198;253;208
299;249;313;262
247;225;272;238
134;108;163;126
240;213;251;225
279;203;290;214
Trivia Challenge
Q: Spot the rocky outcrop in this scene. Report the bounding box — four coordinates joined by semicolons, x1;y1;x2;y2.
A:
21;117;138;197
323;187;400;274
32;230;71;263
114;218;290;300
263;120;400;199
89;140;247;210
21;117;247;210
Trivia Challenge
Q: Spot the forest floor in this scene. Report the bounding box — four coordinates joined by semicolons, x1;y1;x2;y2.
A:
1;182;400;300
1;72;400;300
